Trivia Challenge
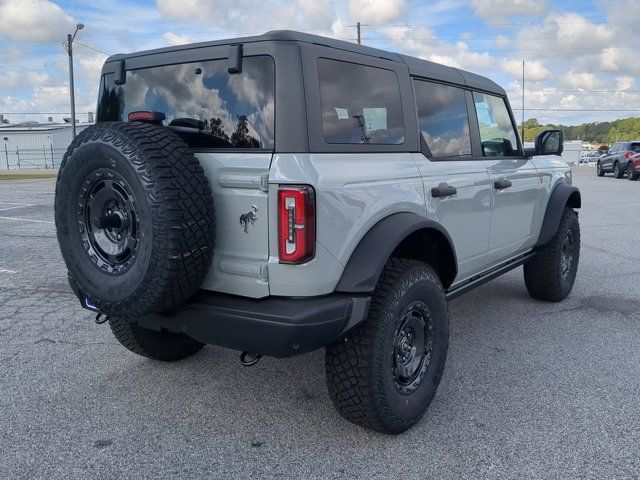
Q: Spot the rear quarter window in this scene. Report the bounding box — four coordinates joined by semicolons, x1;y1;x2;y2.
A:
97;56;275;149
317;58;404;145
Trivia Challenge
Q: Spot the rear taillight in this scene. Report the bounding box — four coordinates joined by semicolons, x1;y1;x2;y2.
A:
278;185;315;264
626;151;632;159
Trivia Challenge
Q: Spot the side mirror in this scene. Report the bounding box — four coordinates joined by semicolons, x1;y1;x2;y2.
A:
524;129;564;157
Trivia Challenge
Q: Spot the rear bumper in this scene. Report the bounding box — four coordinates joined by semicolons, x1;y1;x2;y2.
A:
136;291;371;358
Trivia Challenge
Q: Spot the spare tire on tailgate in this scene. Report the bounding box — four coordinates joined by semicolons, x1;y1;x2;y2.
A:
55;121;215;317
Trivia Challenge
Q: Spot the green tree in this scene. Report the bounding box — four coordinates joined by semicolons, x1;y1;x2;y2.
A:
230;115;260;148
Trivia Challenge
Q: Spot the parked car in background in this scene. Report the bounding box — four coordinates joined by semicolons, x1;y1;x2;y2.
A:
628;152;640;181
597;141;640;178
579;150;599;164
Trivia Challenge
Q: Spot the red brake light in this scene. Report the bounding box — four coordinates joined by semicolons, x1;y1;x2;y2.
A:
127;111;166;124
626;150;632;159
278;186;315;264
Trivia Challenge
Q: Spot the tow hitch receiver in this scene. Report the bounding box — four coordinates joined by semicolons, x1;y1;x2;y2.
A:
240;351;262;367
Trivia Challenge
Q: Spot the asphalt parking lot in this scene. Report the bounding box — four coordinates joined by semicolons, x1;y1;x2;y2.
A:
1;168;639;479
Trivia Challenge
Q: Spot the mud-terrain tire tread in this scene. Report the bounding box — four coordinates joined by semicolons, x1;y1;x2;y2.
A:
524;208;580;302
108;316;204;361
55;122;215;317
325;258;449;434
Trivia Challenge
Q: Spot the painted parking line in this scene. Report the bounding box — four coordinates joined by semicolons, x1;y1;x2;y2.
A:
0;215;54;224
0;268;17;274
0;202;33;206
0;202;48;212
0;204;45;212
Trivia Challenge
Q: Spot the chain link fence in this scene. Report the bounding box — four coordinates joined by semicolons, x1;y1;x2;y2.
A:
1;145;65;170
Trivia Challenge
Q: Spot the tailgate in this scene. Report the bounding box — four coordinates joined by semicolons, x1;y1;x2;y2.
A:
197;152;272;298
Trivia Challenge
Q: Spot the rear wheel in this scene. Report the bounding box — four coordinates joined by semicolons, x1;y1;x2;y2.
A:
524;208;580;302
628;163;638;180
108;316;204;361
596;162;605;177
614;162;624;178
325;258;449;434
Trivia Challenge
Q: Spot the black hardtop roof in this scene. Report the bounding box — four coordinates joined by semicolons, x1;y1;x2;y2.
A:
106;30;504;95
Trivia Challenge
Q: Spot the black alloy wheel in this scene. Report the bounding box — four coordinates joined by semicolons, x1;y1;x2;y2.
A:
392;301;433;394
79;169;140;275
559;229;575;281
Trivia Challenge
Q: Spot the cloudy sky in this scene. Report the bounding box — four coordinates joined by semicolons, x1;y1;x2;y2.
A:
0;0;638;126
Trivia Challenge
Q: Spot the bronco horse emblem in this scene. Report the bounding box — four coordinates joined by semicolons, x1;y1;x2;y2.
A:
239;205;258;233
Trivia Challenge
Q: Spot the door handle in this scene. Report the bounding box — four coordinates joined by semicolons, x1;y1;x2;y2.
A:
431;182;457;198
494;179;513;190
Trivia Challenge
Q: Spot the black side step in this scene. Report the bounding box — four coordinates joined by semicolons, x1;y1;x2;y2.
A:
445;252;536;301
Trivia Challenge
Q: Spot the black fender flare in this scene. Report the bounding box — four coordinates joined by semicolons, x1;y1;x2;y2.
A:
535;182;581;247
335;212;457;293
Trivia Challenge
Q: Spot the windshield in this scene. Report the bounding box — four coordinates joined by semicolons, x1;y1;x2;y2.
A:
97;56;275;150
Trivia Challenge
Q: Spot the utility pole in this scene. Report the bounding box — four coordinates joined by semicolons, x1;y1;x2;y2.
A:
63;23;84;138
521;60;525;143
357;22;361;44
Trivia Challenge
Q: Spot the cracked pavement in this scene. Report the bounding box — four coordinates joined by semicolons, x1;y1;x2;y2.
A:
1;170;639;479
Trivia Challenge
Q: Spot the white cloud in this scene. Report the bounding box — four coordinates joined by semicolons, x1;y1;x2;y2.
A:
348;0;406;23
470;0;547;21
502;59;550;78
163;32;190;46
0;0;76;42
616;76;635;91
559;72;603;90
493;35;509;49
595;0;637;23
156;0;336;31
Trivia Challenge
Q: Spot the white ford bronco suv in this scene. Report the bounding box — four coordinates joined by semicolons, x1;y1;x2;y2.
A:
55;31;581;434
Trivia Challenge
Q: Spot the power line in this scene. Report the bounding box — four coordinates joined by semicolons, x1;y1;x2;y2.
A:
0;27;339;44
507;90;640;94
73;41;110;56
353;20;640;28
483;69;640;78
361;34;640;41
515;108;640;112
398;44;640;54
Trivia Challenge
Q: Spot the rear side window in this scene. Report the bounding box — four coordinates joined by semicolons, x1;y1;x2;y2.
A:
318;58;404;145
413;80;471;157
473;92;519;157
97;56;275;149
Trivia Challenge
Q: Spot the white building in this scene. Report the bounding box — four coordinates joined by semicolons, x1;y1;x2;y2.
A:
0;122;93;170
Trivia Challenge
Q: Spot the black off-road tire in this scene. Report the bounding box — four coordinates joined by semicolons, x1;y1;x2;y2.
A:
596;162;605;177
55;122;215;317
524;208;580;302
628;162;638;181
108;316;204;361
325;258;449;434
614;162;624;178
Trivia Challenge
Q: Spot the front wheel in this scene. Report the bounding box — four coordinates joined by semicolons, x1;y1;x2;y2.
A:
596;162;605;177
524;208;580;302
325;258;449;434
